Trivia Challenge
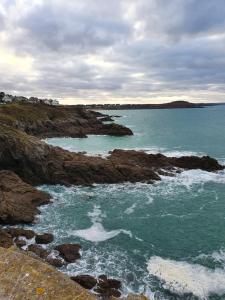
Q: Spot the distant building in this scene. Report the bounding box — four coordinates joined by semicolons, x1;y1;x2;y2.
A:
2;95;13;103
0;92;60;106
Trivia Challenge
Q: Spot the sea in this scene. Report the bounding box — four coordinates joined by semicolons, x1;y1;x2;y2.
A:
32;106;225;299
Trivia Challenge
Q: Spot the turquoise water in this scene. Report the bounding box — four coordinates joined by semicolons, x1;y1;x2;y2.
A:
34;107;225;299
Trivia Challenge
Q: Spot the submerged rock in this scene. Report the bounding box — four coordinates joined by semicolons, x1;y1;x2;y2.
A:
55;243;81;263
0;246;97;300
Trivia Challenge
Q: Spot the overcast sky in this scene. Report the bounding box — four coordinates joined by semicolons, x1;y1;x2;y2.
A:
0;0;225;104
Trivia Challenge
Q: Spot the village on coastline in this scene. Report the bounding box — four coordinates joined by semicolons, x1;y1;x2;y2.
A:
0;91;59;106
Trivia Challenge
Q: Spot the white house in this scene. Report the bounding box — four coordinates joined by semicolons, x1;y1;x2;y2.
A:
2;95;13;103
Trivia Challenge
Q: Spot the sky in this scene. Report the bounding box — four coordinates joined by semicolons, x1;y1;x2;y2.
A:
0;0;225;104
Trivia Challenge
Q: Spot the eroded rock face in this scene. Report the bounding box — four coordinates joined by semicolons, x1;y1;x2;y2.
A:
0;170;50;224
0;126;223;187
0;247;97;300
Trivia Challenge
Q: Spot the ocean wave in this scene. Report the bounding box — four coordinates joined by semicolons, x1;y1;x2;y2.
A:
160;169;225;188
147;256;225;299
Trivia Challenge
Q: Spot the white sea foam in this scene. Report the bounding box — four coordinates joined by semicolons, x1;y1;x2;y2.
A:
160;169;225;188
71;205;132;242
125;203;137;215
147;256;225;299
72;222;132;242
197;249;225;264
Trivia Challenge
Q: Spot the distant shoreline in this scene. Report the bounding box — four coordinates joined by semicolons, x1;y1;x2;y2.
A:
72;101;225;110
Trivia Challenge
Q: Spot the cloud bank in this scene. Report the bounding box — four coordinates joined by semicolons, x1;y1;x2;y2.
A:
0;0;225;104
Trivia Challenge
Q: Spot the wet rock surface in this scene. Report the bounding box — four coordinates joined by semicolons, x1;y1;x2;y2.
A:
71;274;122;299
28;244;50;259
35;233;54;244
54;243;81;263
94;275;122;299
71;275;97;290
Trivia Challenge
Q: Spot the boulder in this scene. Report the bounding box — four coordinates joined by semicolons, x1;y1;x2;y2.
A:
71;275;97;290
35;233;54;244
54;243;81;263
28;244;49;259
94;275;122;299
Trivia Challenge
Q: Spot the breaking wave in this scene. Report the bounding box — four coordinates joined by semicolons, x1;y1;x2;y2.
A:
147;256;225;299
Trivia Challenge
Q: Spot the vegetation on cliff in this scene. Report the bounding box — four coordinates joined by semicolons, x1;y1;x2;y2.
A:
0;102;133;138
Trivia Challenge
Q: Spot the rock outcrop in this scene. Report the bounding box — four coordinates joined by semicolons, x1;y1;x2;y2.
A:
0;102;133;138
0;247;97;300
0;126;223;187
0;170;50;224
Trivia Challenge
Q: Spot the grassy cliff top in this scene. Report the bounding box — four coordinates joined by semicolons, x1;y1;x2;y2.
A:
0;102;73;125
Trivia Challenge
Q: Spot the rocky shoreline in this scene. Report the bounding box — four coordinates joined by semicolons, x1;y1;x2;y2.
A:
0;102;224;299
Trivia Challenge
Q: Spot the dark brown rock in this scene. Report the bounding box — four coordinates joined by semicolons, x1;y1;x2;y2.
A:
0;126;223;188
55;243;81;263
35;233;54;244
71;275;97;290
6;227;36;239
45;257;65;268
28;244;49;259
94;275;122;299
0;229;13;248
14;238;26;248
0;170;50;224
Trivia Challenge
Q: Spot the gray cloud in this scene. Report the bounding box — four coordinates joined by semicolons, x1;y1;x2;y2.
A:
0;0;225;103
